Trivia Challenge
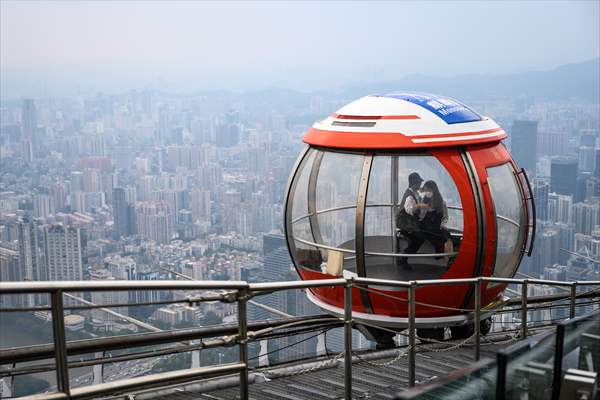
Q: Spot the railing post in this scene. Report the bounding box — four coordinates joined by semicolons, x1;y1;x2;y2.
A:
570;283;577;319
474;278;481;361
237;288;249;400
344;281;353;400
408;281;416;388
50;290;70;395
521;280;528;338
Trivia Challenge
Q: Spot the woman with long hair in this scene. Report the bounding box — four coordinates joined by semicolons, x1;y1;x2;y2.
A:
420;180;452;262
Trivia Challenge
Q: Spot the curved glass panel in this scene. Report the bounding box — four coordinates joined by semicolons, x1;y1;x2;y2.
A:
364;154;464;281
315;152;365;274
287;149;365;274
286;148;464;278
487;163;526;279
288;149;323;271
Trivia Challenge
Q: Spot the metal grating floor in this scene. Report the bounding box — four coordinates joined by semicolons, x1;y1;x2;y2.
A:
144;340;505;400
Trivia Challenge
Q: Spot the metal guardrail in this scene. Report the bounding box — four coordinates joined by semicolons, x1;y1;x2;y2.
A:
1;276;600;400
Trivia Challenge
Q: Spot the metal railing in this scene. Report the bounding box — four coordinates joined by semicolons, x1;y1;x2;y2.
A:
1;276;600;400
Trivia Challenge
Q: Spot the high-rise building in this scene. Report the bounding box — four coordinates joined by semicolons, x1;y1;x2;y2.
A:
33;193;55;218
510;120;538;175
548;193;573;224
534;179;549;221
50;181;68;211
70;191;88;213
0;243;20;282
17;217;45;283
0;243;23;307
153;189;184;224
215;123;240;148
191;188;211;222
572;202;600;236
43;224;84;281
550;157;578;196
594;149;600;179
555;223;576;265
164;145;203;171
532;229;559;276
83;168;101;192
70;171;84;192
579;146;597;173
191;118;212;144
136;202;173;244
254;234;321;363
20;99;36;162
20;137;33;163
21;99;37;138
580;132;598;147
538;131;568;156
113;188;137;238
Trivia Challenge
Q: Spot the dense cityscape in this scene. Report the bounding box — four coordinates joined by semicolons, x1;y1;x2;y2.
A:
0;23;599;400
1;70;599;363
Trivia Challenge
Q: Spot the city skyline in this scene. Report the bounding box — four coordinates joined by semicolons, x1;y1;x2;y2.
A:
1;2;599;398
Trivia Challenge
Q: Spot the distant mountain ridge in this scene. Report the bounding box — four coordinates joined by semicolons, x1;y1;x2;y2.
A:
342;58;600;101
1;59;598;103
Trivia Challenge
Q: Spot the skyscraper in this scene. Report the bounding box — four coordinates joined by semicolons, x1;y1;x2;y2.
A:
43;224;84;281
191;188;211;222
50;181;68;211
510;120;538;175
33;193;55;218
17;216;45;283
534;179;549;221
135;202;173;244
550;157;578;196
0;243;23;307
113;188;136;238
572;202;600;236
533;229;559;276
548;193;573;224
215;123;240;148
579;146;597;173
21;99;37;139
20;99;36;162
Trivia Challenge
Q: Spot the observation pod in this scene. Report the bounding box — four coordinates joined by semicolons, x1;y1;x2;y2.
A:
284;92;536;340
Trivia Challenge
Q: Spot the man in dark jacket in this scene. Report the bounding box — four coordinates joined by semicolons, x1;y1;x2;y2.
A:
396;172;426;269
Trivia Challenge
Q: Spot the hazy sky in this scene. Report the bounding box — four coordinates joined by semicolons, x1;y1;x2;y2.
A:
1;1;599;96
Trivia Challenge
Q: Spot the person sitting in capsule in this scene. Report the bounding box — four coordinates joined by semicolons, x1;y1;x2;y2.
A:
396;173;452;269
420;180;453;263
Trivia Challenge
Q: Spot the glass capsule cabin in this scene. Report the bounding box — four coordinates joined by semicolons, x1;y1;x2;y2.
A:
284;94;535;323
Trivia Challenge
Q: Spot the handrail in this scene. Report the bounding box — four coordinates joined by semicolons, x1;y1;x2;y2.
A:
0;314;338;365
497;214;521;228
1;276;596;296
0;280;249;294
293;236;459;258
292;202;465;225
1;276;599;399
